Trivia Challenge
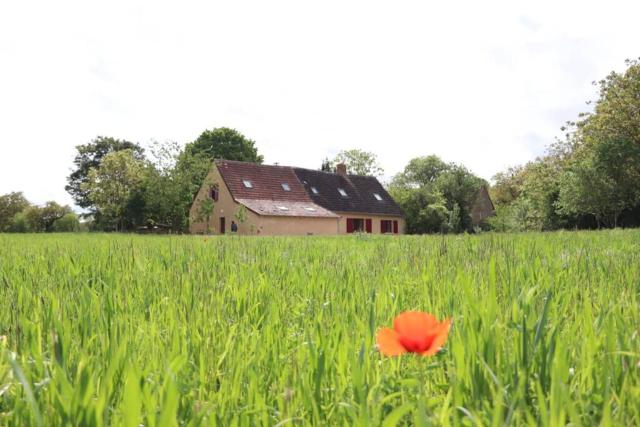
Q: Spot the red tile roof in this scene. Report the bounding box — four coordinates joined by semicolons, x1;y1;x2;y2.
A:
216;160;311;202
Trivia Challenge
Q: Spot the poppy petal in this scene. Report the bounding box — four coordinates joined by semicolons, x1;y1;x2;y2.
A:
393;311;438;343
376;327;407;356
421;318;451;356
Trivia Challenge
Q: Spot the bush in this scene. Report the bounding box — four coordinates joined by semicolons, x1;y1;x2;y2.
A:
52;213;80;232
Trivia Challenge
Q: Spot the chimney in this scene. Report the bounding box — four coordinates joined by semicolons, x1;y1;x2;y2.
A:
335;163;347;176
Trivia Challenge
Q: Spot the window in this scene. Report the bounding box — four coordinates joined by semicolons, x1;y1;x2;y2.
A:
338;188;348;197
277;206;289;211
242;180;253;188
346;218;365;233
304;207;316;212
209;185;219;201
381;220;393;233
373;193;383;201
311;187;319;195
281;183;290;191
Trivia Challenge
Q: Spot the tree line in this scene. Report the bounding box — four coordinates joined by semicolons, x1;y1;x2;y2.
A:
0;193;79;232
490;58;640;231
66;128;263;232
1;59;638;234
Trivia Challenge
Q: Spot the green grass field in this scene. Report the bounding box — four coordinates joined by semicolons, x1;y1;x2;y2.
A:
1;231;640;426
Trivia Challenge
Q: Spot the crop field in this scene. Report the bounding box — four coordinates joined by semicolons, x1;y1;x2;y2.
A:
1;231;640;426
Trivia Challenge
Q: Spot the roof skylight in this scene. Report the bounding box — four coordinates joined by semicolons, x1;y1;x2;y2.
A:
373;193;383;201
311;187;319;194
304;207;317;212
277;206;289;211
281;183;291;191
242;179;253;188
338;188;348;197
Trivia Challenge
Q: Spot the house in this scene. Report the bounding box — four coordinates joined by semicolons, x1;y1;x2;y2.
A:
470;186;495;226
189;160;405;235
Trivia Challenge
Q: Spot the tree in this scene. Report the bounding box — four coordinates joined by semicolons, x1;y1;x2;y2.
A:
24;202;73;232
185;127;263;164
0;192;30;232
490;166;524;206
140;142;212;232
576;58;640;148
433;165;486;232
82;150;147;231
558;138;640;227
490;58;640;231
389;155;485;233
392;155;450;187
52;213;80;232
331;149;384;176
320;157;332;172
555;58;640;227
389;185;449;233
66;136;144;209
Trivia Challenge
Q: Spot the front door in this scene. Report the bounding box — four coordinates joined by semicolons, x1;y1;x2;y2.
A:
220;217;226;234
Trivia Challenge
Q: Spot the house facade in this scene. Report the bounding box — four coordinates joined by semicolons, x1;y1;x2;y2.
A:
189;160;405;235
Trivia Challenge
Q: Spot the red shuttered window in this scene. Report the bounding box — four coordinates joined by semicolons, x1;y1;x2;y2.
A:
393;220;398;234
346;218;354;233
346;218;366;233
365;219;372;233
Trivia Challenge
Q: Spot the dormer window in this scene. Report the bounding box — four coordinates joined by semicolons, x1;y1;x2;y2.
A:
338;188;348;197
243;180;253;188
373;193;383;201
311;187;319;195
281;183;291;191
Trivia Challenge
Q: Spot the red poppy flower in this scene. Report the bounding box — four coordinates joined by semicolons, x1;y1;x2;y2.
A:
376;311;451;356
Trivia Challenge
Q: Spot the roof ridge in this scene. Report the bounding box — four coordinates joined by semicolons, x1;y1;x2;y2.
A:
215;159;295;169
215;160;379;179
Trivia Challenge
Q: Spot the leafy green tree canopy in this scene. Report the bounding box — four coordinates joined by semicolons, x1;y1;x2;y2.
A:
0;192;30;232
67;136;144;209
491;58;640;231
82;150;147;231
24;202;73;232
185;127;263;164
142;141;212;232
389;155;485;233
393;155;450;187
331;149;384;177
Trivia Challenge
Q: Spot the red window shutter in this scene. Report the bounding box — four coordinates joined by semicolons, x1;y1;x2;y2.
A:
393;220;398;234
346;218;354;233
366;219;372;233
380;219;384;233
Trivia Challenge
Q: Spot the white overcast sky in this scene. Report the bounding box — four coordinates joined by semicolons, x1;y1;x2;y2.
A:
1;0;638;208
